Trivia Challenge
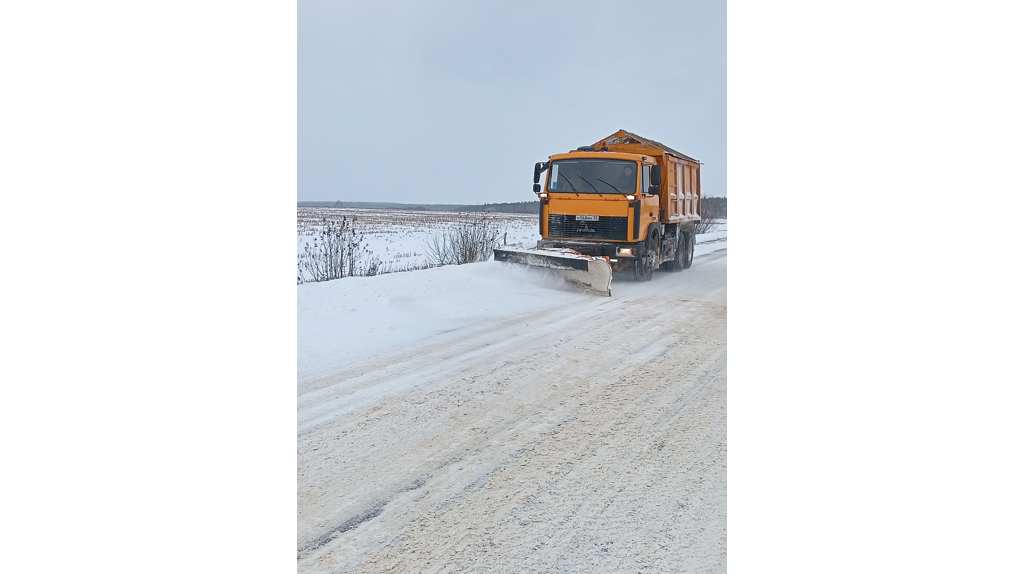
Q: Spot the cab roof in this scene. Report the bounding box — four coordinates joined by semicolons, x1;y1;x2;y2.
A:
549;150;653;164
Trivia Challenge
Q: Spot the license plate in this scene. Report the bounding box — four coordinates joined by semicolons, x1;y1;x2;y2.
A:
575;215;599;221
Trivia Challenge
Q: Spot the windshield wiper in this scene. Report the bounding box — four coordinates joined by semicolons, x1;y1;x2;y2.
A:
596;177;629;197
578;175;604;197
561;175;580;196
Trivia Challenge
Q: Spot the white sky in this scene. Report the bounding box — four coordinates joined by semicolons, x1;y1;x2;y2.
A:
299;0;726;203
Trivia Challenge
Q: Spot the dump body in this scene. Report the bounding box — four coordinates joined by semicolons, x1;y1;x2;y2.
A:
591;130;702;228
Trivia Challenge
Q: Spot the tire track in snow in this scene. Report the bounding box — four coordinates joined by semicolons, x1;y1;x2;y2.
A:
298;250;726;573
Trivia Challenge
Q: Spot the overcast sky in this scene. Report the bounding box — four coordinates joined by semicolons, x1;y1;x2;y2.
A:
299;0;725;204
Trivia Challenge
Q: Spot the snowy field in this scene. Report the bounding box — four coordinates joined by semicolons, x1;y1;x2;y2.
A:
297;206;725;282
297;208;541;279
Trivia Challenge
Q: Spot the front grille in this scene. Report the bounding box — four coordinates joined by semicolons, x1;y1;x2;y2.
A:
547;214;628;241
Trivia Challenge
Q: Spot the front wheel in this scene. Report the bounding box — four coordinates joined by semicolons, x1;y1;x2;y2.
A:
633;231;658;281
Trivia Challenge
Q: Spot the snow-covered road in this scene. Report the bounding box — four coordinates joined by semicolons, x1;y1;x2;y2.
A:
298;249;727;573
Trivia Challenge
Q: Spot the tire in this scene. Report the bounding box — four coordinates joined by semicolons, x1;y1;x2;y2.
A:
633;230;658;281
681;231;695;269
665;231;685;272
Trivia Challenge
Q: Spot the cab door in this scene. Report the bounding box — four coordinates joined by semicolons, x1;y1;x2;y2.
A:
637;164;658;238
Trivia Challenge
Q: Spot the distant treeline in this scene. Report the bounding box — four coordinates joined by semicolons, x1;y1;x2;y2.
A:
703;196;726;218
298;197;726;218
297;201;541;214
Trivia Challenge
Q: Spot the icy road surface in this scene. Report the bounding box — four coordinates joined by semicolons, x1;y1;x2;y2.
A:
298;249;727;573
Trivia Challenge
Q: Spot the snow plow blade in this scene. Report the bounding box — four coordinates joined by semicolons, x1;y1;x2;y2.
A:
493;246;613;296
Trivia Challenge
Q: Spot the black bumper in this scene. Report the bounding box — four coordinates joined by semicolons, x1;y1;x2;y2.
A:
536;239;638;258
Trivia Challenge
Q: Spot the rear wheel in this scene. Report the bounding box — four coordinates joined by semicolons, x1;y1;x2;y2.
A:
633;231;658;281
665;231;685;272
681;232;695;269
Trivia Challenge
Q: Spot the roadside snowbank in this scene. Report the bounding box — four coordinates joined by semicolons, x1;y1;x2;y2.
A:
695;228;727;256
298;261;581;381
298;228;726;381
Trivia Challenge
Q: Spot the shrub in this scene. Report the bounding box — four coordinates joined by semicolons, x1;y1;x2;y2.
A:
694;196;727;234
297;217;371;283
424;214;503;266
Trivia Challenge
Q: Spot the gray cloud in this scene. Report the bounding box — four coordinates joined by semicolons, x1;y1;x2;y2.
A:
299;0;726;202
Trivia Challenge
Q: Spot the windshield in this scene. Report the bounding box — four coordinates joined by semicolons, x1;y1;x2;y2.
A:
548;159;638;195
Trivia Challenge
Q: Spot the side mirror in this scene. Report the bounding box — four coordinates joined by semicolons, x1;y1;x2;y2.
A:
533;162;548;184
651;165;662;185
533;183;541;193
648;185;660;195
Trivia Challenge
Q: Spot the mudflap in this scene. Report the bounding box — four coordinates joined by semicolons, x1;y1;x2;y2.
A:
493;246;613;296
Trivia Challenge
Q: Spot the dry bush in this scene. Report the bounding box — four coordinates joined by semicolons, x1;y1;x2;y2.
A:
297;217;372;283
694;196;727;234
424;214;503;266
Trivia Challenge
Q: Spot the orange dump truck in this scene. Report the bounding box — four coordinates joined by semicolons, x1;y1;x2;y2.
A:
494;130;701;295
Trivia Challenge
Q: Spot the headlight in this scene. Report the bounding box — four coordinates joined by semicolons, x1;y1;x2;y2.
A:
617;247;635;256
